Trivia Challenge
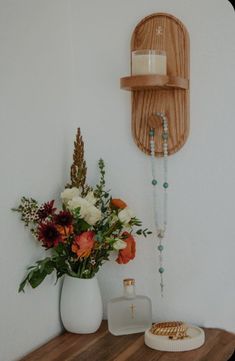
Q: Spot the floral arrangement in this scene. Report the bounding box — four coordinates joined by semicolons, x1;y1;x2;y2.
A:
13;129;150;292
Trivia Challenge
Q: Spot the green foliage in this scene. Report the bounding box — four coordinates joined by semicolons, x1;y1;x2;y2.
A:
94;159;110;209
136;228;152;237
72;208;90;232
19;257;55;292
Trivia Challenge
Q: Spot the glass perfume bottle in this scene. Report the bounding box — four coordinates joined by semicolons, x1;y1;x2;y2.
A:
107;278;152;335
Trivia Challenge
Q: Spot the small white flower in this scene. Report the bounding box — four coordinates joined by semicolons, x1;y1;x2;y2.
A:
61;187;81;205
118;207;134;224
85;191;97;205
67;196;90;218
113;239;127;250
90;258;96;265
84;205;101;225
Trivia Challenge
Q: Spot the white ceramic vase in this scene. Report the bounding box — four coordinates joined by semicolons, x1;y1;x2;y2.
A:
60;275;103;334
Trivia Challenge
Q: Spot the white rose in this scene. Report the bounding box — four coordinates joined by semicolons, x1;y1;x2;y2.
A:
118;207;134;224
67;196;91;218
84;205;101;225
85;191;97;205
113;239;127;250
61;187;81;205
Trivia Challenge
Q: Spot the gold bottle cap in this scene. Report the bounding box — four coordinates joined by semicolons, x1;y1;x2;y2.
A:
123;278;135;286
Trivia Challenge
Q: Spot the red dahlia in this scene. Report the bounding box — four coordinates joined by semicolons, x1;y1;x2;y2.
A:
54;211;73;226
37;200;56;220
38;221;62;248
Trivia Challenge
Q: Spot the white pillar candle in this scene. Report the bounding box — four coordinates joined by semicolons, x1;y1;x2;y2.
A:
132;50;167;76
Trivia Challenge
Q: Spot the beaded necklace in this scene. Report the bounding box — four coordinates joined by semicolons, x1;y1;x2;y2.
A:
149;112;169;297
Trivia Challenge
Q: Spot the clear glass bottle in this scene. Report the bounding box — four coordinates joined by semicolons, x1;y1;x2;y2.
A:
107;278;152;335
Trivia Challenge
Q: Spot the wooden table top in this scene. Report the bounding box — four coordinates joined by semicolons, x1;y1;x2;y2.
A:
21;321;235;361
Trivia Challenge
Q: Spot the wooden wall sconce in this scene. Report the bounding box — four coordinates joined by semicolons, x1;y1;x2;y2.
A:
120;13;190;156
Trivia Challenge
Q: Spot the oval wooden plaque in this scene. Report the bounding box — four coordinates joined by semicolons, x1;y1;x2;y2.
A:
121;13;190;156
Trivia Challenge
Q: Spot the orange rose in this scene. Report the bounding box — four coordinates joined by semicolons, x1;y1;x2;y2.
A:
116;232;136;264
111;198;127;209
72;231;95;258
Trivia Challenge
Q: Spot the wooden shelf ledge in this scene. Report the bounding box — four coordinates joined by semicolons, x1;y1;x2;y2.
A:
120;74;189;91
20;321;235;361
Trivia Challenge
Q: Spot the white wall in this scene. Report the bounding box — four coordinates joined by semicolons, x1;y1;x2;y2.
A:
0;1;73;360
0;0;234;360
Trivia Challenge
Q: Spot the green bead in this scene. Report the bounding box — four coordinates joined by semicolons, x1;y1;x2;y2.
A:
159;267;164;274
163;182;169;189
149;130;155;136
158;245;164;251
152;179;157;185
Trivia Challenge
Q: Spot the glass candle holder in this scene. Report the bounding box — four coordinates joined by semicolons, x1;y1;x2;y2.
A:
131;50;167;76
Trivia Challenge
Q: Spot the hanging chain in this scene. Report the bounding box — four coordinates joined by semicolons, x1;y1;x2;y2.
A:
149;112;169;297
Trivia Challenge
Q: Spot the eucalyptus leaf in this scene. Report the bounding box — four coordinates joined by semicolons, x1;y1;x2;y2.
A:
18;277;28;293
